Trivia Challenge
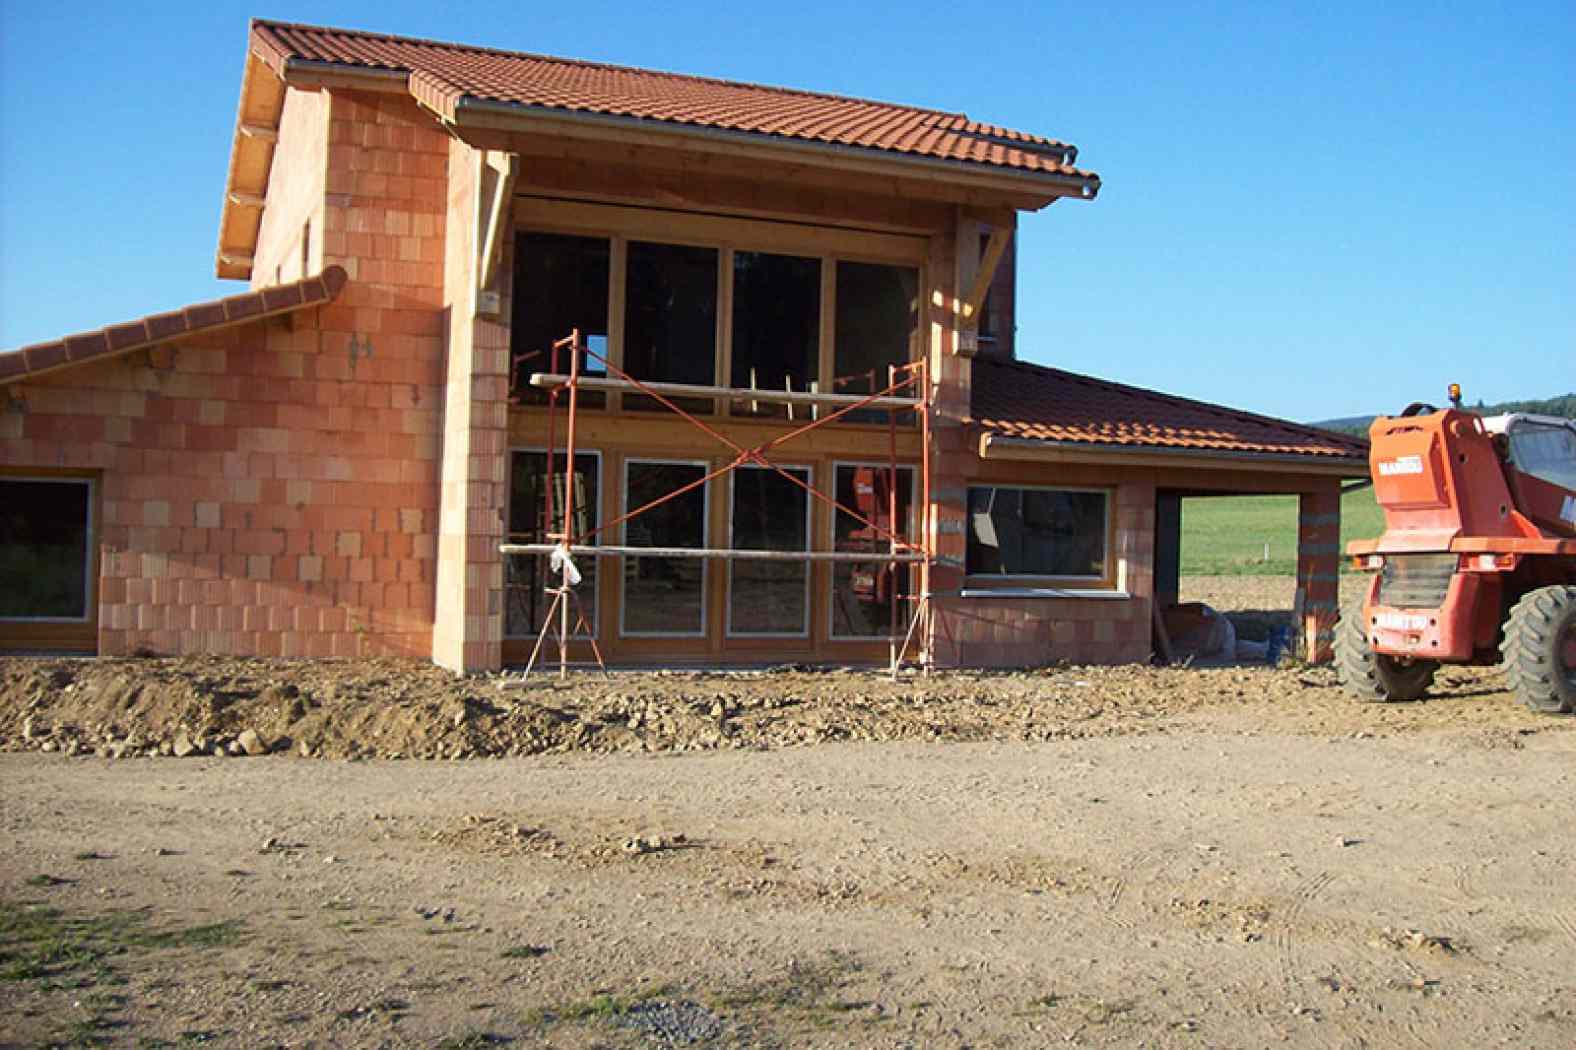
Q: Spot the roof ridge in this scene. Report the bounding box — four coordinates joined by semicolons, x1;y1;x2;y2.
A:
974;356;1369;452
250;19;1004;129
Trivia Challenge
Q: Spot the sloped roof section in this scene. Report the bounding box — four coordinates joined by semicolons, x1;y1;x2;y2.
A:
971;357;1369;464
249;20;1097;181
0;267;348;386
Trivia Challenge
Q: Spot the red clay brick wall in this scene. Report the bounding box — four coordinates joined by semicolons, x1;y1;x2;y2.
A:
0;299;442;658
252;88;329;288
0;86;454;661
432;144;510;672
1296;484;1341;663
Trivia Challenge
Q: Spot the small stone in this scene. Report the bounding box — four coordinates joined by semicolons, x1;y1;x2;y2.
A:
324;855;339;865
297;740;314;758
262;836;279;851
237;729;271;756
1337;837;1360;848
172;734;198;758
40;741;57;753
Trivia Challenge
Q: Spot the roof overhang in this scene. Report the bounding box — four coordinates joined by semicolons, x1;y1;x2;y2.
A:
217;29;1100;280
978;432;1370;478
441;96;1099;208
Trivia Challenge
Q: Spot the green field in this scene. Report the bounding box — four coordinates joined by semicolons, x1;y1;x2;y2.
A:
1179;488;1384;576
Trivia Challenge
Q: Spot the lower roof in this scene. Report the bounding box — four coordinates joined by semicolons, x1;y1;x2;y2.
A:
0;267;348;386
970;356;1369;471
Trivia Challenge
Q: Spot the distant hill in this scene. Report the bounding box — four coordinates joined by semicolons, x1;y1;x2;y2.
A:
1313;393;1576;437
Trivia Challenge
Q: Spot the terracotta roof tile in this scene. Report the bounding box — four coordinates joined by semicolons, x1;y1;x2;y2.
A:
250;20;1097;184
0;267;349;387
970;357;1368;462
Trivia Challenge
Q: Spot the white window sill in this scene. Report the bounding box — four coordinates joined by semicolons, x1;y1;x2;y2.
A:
958;588;1130;600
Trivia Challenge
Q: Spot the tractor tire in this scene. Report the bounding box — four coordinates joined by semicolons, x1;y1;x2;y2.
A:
1335;598;1437;702
1500;585;1576;715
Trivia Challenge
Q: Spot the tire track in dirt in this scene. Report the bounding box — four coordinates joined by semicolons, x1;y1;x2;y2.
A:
1104;843;1185;930
1274;870;1335;996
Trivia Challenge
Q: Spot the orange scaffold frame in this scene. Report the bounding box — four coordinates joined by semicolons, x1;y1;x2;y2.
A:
500;329;937;679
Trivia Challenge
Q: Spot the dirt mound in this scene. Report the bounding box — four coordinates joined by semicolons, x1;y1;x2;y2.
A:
0;649;1558;762
0;655;1264;761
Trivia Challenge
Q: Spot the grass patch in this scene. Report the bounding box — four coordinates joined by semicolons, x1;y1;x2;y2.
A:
435;1033;510;1049
500;944;549;959
0;900;244;1045
1180;488;1383;576
523;983;678;1028
710;950;878;1030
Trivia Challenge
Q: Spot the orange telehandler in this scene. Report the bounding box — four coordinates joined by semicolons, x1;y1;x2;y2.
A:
1338;390;1576;712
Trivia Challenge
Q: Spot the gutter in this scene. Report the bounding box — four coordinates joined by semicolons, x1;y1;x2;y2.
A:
979;433;1369;478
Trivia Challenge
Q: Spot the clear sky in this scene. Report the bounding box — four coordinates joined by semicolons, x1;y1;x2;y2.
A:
1;2;1570;421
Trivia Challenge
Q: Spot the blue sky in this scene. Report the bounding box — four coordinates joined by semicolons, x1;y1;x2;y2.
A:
1;2;1570;421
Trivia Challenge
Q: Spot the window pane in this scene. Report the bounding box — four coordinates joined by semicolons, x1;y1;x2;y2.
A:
624;462;708;635
834;261;918;421
624;241;718;413
505;452;599;638
728;468;809;635
1507;422;1576;490
730;251;820;419
0;479;90;619
967;487;1107;577
511;232;609;407
832;465;914;637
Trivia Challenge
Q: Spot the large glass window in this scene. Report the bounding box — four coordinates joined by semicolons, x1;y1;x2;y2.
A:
512;232;609;407
966;487;1108;579
624;241;718;412
730;251;820;418
834;261;919;420
831;465;915;638
505;451;600;638
728;467;811;636
623;461;709;635
0;478;92;620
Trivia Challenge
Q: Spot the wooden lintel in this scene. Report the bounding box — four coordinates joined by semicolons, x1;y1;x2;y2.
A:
476;150;520;308
238;123;279;143
226;191;265;208
961;227;1012;324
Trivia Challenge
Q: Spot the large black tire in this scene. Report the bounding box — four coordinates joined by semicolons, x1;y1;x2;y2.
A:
1335;598;1438;702
1500;585;1576;715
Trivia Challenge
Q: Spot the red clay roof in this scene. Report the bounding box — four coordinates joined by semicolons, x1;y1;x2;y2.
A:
249;20;1097;184
970;357;1369;462
0;267;348;386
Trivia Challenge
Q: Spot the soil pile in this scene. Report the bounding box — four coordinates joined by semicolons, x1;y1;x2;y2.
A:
3;654;1306;761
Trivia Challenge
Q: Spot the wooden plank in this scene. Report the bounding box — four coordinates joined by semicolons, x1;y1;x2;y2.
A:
477;150;520;298
961;227;1012;325
502;543;927;562
528;373;920;409
514;196;928;265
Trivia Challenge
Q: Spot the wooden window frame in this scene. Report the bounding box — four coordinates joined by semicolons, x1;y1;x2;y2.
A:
963;484;1117;590
826;461;918;641
503;446;603;641
511;197;926;420
619;457;712;639
725;463;814;639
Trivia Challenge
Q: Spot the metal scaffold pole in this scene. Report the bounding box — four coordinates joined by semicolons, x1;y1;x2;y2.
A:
509;330;936;679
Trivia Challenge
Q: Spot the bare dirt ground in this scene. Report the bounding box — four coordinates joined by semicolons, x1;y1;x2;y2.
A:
4;576;1574;1048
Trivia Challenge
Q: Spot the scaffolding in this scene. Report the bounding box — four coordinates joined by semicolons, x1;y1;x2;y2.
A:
500;329;937;679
